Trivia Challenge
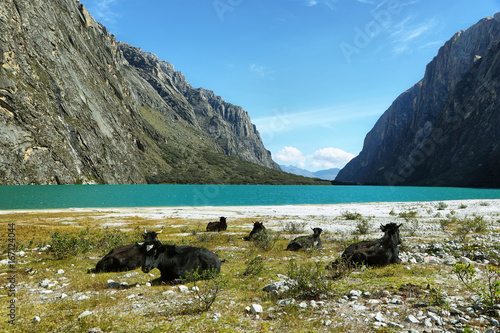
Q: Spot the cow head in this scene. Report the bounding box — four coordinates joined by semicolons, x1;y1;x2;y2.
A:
380;223;402;245
140;240;165;273
141;226;163;243
312;227;323;236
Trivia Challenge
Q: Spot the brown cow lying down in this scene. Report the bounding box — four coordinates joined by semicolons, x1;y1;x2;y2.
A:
339;223;402;267
206;217;227;232
243;221;266;241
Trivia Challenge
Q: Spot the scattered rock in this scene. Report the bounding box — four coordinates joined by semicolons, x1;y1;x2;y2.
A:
78;310;92;320
32;316;41;323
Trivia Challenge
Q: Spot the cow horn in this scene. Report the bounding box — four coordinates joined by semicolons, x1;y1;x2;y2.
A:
137;242;144;246
144;227;147;234
157;226;163;234
146;244;154;252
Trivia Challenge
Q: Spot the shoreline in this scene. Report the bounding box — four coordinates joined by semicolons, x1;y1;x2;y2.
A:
3;199;499;234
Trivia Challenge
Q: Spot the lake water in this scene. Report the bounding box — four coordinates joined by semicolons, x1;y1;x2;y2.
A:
0;185;499;210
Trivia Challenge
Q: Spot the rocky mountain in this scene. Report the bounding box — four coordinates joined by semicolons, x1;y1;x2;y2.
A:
336;14;500;188
280;165;340;181
0;0;306;185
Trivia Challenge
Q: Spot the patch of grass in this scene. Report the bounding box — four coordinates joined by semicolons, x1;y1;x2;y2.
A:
341;211;362;220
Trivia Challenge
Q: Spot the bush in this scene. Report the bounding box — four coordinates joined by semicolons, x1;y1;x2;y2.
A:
282;221;307;234
342;211;362;220
454;263;500;306
353;218;371;235
49;228;133;259
242;256;265;276
398;210;418;221
182;268;227;313
285;259;333;299
437;202;448;210
252;229;280;251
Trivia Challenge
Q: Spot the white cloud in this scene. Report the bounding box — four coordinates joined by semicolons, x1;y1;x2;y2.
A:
274;146;307;167
274;146;355;170
249;63;268;78
309;147;356;168
389;16;436;54
253;103;385;136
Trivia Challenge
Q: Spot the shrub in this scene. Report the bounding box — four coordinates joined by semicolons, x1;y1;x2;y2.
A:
454;263;500;306
398;210;418;221
49;228;133;259
242;255;265;276
252;229;280;251
353;218;371;235
437;202;448;210
282;221;307;234
403;219;419;236
182;268;228;313
342;211;362;220
285;259;333;300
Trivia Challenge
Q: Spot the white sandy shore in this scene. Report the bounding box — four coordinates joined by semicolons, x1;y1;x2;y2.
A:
4;199;499;234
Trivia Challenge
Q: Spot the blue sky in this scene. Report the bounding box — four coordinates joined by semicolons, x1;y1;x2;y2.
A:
80;0;500;171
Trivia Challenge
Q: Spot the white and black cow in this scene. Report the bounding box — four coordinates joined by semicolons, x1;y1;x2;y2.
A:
91;227;163;273
141;240;221;284
340;223;402;267
286;227;323;251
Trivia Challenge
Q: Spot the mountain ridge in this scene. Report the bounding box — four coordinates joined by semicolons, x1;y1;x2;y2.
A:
0;0;318;185
336;13;500;188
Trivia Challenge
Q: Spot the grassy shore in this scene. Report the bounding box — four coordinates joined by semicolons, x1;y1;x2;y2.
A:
1;199;500;332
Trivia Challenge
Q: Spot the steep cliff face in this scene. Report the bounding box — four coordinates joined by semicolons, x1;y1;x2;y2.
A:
0;0;279;184
119;43;279;170
336;14;500;187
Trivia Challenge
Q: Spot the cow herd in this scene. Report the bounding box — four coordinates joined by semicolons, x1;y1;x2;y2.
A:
90;217;402;284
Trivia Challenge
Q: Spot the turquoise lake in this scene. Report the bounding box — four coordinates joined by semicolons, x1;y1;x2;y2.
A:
0;185;499;210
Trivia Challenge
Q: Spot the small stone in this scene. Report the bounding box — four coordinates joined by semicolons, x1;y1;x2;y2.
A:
388;321;404;329
298;302;307;308
459;256;473;264
374;312;386;322
251;304;263;314
56;269;65;275
32;316;41;323
78;310;92;320
87;328;103;333
277;298;295;307
407;314;420;324
77;295;90;301
324;320;332;326
145;282;151;287
178;285;189;293
349;290;362;298
424;318;433;327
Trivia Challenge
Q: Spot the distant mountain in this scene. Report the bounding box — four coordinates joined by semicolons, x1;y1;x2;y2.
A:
336;13;500;188
280;165;340;180
0;0;331;185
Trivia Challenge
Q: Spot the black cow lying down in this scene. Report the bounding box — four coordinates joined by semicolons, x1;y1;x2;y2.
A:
243;221;266;241
286;227;323;251
206;217;227;232
340;223;402;267
90;227;163;273
141;240;221;284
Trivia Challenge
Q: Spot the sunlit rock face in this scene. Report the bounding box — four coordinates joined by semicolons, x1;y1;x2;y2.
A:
0;0;278;184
